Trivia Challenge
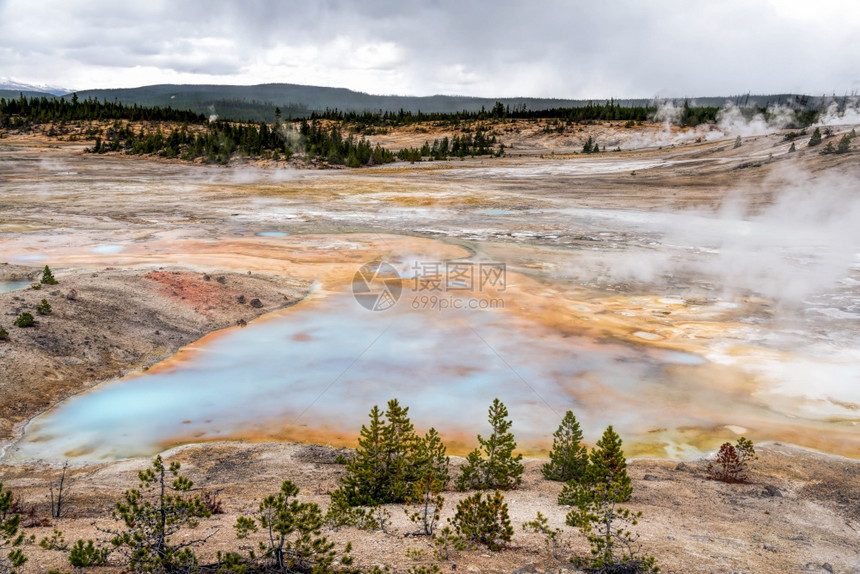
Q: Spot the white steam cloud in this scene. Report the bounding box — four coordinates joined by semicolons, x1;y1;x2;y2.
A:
567;166;860;306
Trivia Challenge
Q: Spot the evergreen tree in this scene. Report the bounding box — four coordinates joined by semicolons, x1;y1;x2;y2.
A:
808;127;822;146
560;426;655;572
582;136;593;153
338;399;448;506
542;411;588;482
339;405;388;506
836;134;851;154
0;482;28;573
588;425;631;500
456;399;523;491
108;456;212;573
788;142;796;152
560;425;631;505
41;265;58;285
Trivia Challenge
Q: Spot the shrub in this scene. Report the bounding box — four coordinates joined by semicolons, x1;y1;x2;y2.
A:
432;526;466;561
36;299;52;315
69;539;109;569
456;398;523;491
235;480;353;572
733;135;742;148
542;410;588;483
523;511;564;559
14;312;34;328
41;265;58;285
450;491;513;551
0;327;7;340
707;437;756;483
200;490;224;515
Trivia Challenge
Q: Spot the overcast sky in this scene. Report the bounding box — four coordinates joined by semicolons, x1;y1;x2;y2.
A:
1;0;859;98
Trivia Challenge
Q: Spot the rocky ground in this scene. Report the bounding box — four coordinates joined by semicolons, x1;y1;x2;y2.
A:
0;442;857;573
0;263;310;444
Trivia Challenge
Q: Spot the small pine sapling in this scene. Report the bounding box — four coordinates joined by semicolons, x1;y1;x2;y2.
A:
456;398;523;491
37;299;52;315
41;265;58;285
450;491;513;551
707;437;756;483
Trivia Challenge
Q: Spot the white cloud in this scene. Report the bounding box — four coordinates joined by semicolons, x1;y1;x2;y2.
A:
0;0;858;97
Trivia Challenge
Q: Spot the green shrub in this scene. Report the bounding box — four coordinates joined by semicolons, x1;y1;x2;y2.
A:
0;327;8;340
523;511;564;559
69;539;109;569
563;428;658;573
451;491;513;551
37;299;52;315
14;312;34;328
235;480;353;572
405;472;444;536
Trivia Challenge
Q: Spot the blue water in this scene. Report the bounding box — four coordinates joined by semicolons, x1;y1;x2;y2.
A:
0;280;30;293
10;290;699;462
256;231;290;237
478;208;515;216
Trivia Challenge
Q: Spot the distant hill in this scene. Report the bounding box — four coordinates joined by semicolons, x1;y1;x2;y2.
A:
4;80;828;124
69;84;673;123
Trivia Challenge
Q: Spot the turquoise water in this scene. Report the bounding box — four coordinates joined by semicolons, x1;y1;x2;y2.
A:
256;231;290;237
478;208;515;216
10;290;702;462
0;280;30;293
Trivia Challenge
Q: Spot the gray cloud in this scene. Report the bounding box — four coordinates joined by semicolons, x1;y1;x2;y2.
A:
1;0;858;97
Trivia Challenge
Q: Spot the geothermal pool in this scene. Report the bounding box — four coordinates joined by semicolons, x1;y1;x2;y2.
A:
11;285;714;462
